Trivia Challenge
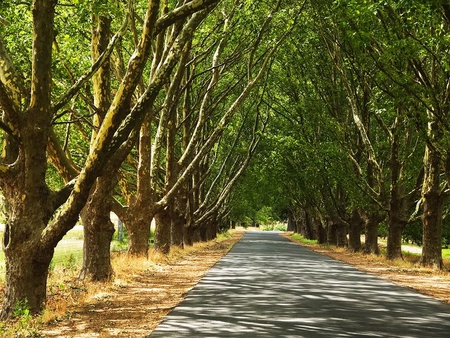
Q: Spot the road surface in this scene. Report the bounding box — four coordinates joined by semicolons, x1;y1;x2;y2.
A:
149;231;450;337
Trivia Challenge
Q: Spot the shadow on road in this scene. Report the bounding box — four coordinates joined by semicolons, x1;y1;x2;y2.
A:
149;231;450;337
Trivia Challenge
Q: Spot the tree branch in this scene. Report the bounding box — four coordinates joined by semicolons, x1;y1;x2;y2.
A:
52;6;129;113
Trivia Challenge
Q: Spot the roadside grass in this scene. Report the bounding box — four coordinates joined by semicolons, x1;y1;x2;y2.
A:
290;233;318;245
289;233;450;271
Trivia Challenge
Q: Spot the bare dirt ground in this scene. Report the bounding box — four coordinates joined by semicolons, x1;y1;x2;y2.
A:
284;233;450;306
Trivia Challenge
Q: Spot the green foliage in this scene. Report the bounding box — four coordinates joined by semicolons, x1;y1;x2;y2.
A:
7;299;42;337
261;222;287;231
13;299;30;319
403;221;423;246
378;222;388;238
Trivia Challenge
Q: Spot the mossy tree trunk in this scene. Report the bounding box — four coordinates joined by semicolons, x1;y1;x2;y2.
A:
420;140;444;269
79;14;115;281
0;0;58;317
79;176;115;281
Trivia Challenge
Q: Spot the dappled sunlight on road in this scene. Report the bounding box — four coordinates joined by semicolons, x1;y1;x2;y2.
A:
149;232;450;337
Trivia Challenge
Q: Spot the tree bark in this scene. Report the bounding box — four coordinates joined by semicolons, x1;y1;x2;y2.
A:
154;209;172;254
2;231;53;316
327;221;338;245
79;177;115;281
315;217;327;244
0;0;57;317
127;116;153;256
348;210;362;252
387;119;407;260
171;194;187;247
171;210;185;247
198;223;208;242
127;216;151;256
386;215;405;260
184;224;196;246
420;143;444;269
303;209;314;240
78;14;115;281
363;212;381;255
205;213;218;241
287;212;295;232
336;222;348;247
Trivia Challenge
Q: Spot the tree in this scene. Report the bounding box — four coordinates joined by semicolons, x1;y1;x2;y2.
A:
0;0;220;317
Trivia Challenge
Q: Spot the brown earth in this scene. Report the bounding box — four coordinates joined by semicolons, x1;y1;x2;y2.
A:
3;230;450;337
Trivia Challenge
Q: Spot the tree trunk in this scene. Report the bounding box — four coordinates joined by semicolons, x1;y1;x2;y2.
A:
127;214;151;256
231;220;236;229
198;223;208;242
205;224;216;241
386;217;404;260
77;13;116;281
420;143;444;269
304;210;314;240
0;0;57;318
348;210;362;252
205;214;218;241
287;212;295;232
295;217;303;235
154;209;172;254
79;177;115;281
315;218;327;244
387;120;407;260
327;221;337;245
184;225;195;246
2;222;54;316
171;214;185;247
387;160;409;260
336;222;348;247
171;186;188;247
127;116;153;256
363;212;381;255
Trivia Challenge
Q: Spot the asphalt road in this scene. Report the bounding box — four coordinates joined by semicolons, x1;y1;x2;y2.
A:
149;231;450;337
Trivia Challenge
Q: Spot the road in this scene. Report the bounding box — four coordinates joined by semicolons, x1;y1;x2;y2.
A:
149;231;450;337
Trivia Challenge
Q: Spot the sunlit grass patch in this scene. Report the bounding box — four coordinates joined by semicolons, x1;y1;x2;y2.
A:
290;233;318;245
443;248;450;259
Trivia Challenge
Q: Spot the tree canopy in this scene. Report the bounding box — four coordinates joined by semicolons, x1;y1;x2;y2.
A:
1;0;450;318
